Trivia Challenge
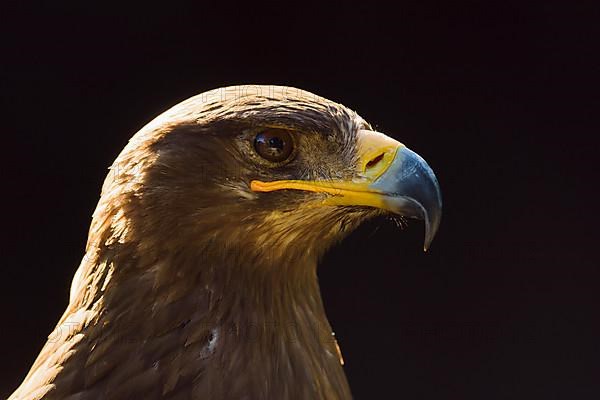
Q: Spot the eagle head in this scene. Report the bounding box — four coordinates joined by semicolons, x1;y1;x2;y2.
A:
91;86;441;270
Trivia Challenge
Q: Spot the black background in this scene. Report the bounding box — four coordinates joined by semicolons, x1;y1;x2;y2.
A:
1;1;598;398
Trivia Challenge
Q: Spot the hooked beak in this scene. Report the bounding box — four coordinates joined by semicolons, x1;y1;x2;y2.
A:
250;130;442;250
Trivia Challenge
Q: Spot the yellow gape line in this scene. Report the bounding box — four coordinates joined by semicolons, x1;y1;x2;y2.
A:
250;179;387;209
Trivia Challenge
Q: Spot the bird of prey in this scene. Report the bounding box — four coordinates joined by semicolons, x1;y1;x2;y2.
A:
9;85;441;400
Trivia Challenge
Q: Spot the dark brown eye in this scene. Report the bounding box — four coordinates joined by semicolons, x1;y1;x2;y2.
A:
253;128;294;163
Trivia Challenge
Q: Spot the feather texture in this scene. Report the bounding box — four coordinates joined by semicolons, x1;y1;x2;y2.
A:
10;86;379;399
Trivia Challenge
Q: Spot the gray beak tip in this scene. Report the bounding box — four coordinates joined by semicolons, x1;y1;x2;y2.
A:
371;146;442;251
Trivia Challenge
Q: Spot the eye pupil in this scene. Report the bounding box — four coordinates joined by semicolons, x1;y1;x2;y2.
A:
254;129;294;163
269;137;283;149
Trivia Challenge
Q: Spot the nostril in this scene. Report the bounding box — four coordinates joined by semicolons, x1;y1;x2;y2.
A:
366;153;384;169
